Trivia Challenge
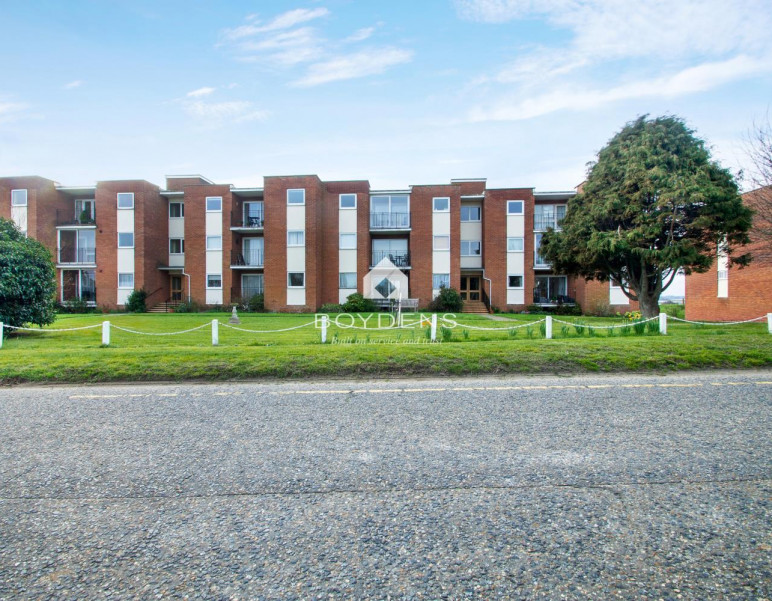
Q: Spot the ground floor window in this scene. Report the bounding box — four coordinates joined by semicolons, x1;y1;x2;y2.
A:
242;274;264;298
533;275;567;303
61;270;96;303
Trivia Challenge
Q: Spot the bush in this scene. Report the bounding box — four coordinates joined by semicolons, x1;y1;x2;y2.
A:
56;298;92;314
319;303;343;313
125;289;148;313
174;300;201;313
342;293;377;313
428;286;463;312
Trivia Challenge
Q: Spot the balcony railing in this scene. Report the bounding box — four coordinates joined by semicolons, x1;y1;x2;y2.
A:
63;289;96;304
534;251;551;269
371;251;410;268
232;286;264;300
231;250;264;267
58;247;96;264
370;212;410;230
232;212;264;228
56;209;96;227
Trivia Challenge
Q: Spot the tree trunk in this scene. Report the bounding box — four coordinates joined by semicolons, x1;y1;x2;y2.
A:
638;290;660;320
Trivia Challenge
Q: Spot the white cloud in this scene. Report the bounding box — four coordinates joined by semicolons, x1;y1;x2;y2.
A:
345;27;375;43
186;86;216;97
183;100;269;124
292;48;413;87
63;80;83;89
222;7;329;41
0;101;27;122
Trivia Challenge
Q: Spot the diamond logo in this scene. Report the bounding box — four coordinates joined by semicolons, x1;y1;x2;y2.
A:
375;278;396;298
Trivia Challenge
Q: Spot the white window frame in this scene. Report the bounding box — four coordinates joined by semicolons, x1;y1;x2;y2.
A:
11;189;27;206
339;233;357;249
206;197;222;212
432;273;450;289
460;240;481;256
288;272;305;288
507;275;524;289
507;237;524;252
339;194;357;209
117;193;134;209
169;239;184;254
460;205;481;222
433;235;450;251
287;230;305;247
169;202;184;218
117;232;134;248
206;274;222;289
287;189;305;205
339;272;357;289
433;197;450;212
118;273;135;289
206;235;222;250
507;200;524;215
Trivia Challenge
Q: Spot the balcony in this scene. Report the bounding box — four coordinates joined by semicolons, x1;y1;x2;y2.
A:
370;212;410;231
230;249;264;268
534;251;551;270
533;215;561;231
231;213;264;230
56;209;96;227
371;250;411;268
58;247;96;265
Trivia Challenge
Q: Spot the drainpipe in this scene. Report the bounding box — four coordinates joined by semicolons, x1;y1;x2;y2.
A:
182;269;192;303
481;270;493;313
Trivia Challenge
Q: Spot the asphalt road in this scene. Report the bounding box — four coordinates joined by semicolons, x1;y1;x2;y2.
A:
1;371;770;600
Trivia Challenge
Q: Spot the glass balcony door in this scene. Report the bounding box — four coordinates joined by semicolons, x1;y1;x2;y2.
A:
58;229;96;263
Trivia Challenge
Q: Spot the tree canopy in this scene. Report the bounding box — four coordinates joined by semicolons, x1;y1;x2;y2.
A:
540;115;753;318
0;218;57;329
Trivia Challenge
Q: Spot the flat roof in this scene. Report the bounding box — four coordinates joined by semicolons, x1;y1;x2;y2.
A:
166;174;215;184
56;185;97;196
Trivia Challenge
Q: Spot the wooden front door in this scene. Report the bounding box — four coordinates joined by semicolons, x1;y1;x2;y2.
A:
460;276;481;301
171;276;183;302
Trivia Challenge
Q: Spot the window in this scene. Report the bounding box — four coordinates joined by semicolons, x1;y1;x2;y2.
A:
718;270;729;280
508;275;524;289
75;199;95;223
433;235;450;250
169;202;184;218
206;197;222;212
461;240;481;256
11;189;27;206
287;189;305;205
207;274;222;289
287;230;305;246
507;200;524;215
339;194;356;209
433;274;450;289
118;232;134;248
370;195;410;229
117;193;134;209
507;237;524;252
288;272;305;287
170;239;184;254
206;236;222;250
461;205;481;221
339;233;356;249
118;273;134;289
433;197;450;212
339;272;357;288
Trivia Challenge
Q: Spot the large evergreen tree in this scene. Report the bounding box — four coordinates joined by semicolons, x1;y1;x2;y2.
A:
0;218;57;329
541;115;753;318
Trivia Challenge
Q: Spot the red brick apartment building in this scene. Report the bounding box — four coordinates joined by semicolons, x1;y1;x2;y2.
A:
1;173;634;314
685;188;772;321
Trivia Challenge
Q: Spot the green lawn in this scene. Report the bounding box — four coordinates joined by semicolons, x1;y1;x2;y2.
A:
1;311;770;383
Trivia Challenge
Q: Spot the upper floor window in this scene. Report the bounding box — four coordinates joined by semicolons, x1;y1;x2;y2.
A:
287;189;305;205
433;235;450;251
170;239;184;254
169;202;184;218
339;194;356;209
339;272;357;288
461;205;481;221
507;200;524;215
11;189;27;206
118;273;135;289
207;274;222;289
507;237;524;252
433;197;450;212
206;236;222;250
117;193;134;209
461;240;481;256
433;274;450;289
118;232;134;248
287;230;305;246
534;204;566;230
288;272;305;287
339;233;357;249
370;195;409;214
206;197;222;212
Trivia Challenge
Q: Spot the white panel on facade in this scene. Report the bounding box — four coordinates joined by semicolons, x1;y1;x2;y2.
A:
117;249;134;273
169;219;185;238
287;206;305;230
339;211;357;233
11;206;27;233
206;290;223;305
117;210;134;232
460;222;482;241
287;288;306;306
460;256;482;269
339;249;357;272
718;278;729;298
506;253;525;275
432;212;451;235
117;289;132;305
433;251;451;273
609;285;629;305
507;290;525;305
168;254;185;267
205;212;222;234
206;251;222;273
287;247;306;271
506;215;524;237
339;289;357;304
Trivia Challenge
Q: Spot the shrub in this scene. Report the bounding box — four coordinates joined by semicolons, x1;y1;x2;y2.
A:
174;300;201;313
247;293;265;313
428;286;463;313
319;303;343;313
206;304;225;313
342;293;377;313
589;300;612;317
125;289;148;313
57;298;91;314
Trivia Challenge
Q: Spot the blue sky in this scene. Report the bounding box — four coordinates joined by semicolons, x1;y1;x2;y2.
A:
2;0;771;191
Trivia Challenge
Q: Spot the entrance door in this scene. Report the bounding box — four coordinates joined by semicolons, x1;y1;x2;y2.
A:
171;276;183;302
460;276;481;301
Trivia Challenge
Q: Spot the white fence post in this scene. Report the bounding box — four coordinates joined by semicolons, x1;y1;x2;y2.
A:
0;323;3;349
431;313;437;342
768;313;772;334
321;315;328;343
659;312;668;335
545;316;553;340
102;321;110;346
212;319;219;346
